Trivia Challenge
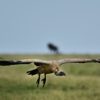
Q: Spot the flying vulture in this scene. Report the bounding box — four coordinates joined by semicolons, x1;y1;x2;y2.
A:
0;58;100;87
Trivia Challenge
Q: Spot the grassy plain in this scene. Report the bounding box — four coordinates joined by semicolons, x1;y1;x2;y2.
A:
0;54;100;100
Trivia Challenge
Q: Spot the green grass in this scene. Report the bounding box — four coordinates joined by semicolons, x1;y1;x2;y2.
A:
0;54;100;100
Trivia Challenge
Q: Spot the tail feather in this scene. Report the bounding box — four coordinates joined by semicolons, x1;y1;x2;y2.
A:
27;69;38;75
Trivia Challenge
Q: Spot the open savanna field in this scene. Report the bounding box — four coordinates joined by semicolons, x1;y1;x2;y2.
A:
0;54;100;100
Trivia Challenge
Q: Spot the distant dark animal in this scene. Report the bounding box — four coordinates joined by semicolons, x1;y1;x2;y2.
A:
47;43;59;54
0;58;100;87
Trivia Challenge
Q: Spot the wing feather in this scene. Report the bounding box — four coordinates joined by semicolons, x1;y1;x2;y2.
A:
0;59;51;66
57;58;100;65
34;62;50;66
0;60;32;66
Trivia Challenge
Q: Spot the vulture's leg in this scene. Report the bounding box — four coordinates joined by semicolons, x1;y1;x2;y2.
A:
41;74;46;87
36;74;40;87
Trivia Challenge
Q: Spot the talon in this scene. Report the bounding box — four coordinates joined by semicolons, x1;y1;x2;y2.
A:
42;74;46;87
36;79;39;87
36;74;40;87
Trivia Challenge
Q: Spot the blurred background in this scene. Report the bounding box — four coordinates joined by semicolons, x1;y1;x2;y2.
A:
0;0;100;54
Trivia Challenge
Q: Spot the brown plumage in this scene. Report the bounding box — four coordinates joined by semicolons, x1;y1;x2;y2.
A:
27;61;63;87
0;58;100;87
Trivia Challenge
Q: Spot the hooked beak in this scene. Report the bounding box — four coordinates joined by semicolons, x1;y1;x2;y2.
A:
55;71;66;76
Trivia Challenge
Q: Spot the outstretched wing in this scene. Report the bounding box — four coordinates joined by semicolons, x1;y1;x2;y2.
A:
0;59;51;66
57;58;100;65
0;60;32;66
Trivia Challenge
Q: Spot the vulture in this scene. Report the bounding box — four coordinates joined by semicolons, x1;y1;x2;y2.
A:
0;58;100;87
